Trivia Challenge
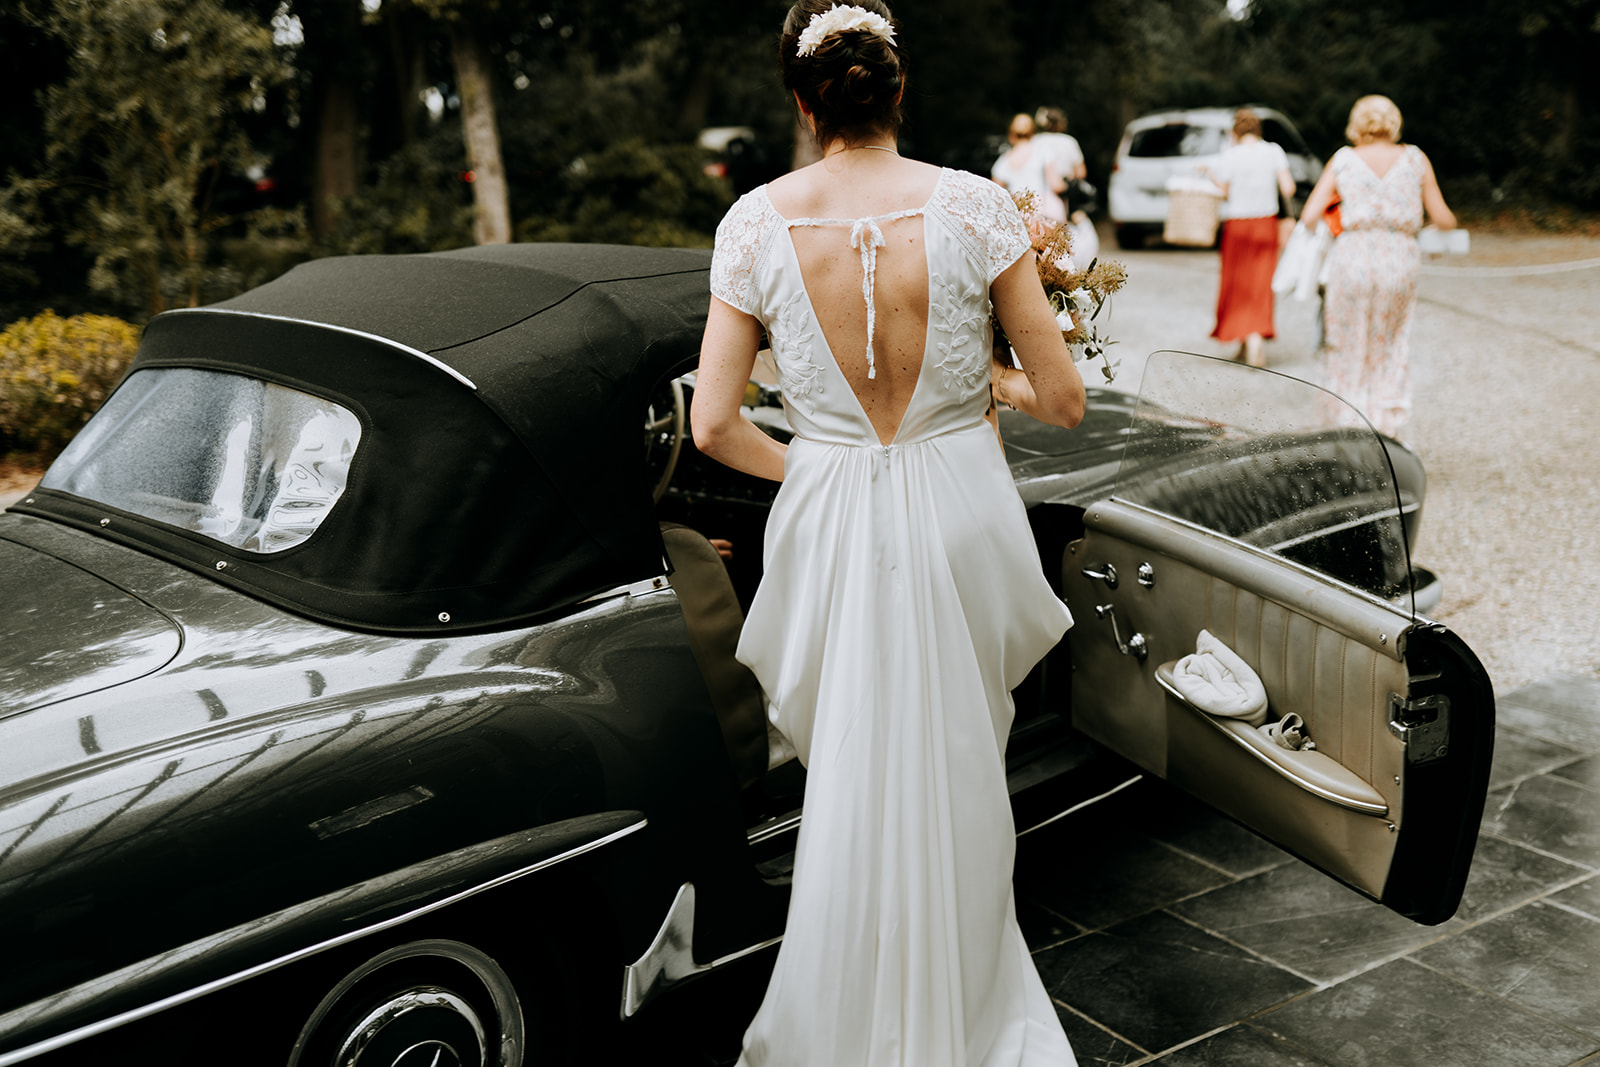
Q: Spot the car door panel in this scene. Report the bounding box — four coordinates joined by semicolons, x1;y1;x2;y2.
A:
1066;498;1491;923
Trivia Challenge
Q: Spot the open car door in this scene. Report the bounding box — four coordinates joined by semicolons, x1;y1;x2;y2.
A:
1063;351;1494;925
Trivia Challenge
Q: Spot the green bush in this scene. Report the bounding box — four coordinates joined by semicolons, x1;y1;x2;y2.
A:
0;310;140;455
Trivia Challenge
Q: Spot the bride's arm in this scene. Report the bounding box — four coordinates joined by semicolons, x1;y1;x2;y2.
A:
990;253;1086;429
691;297;789;482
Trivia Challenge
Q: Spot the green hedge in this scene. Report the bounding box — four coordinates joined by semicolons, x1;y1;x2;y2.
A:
0;310;140;456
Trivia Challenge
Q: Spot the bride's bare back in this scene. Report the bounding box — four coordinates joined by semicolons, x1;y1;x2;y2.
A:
767;155;942;443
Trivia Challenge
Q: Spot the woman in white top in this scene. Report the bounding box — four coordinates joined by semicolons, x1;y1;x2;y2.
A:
991;112;1068;224
693;2;1085;1063
1204;108;1294;366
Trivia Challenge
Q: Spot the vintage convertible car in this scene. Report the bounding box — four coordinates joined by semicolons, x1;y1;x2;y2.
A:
0;244;1493;1066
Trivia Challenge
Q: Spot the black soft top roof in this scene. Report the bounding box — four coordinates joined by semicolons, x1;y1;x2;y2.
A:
28;244;714;633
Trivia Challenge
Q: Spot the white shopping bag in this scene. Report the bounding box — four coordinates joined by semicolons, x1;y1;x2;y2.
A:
1272;221;1331;301
1419;226;1470;255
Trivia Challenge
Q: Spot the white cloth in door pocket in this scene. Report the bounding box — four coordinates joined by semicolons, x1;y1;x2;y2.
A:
1170;629;1269;727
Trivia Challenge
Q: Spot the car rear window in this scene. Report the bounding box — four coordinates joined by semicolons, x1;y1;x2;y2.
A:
1128;123;1225;158
42;367;362;553
1260;118;1308;157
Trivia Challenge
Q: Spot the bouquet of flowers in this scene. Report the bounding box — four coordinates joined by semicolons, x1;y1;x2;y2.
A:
995;191;1127;383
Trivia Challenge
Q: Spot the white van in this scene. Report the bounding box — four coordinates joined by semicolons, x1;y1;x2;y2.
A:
1108;106;1322;249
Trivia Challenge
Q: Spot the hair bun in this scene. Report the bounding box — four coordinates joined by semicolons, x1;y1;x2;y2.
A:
844;63;876;104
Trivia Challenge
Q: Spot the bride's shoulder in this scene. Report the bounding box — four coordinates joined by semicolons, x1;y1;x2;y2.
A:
936;167;1010;199
715;186;782;250
928;169;1029;278
931;168;1019;220
721;183;779;222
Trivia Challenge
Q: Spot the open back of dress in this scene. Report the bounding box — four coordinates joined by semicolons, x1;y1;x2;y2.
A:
711;167;1077;1067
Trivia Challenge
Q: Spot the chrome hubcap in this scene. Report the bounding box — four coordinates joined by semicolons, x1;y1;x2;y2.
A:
337;987;486;1067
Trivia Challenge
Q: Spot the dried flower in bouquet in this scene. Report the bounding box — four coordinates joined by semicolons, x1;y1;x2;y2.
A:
994;191;1127;383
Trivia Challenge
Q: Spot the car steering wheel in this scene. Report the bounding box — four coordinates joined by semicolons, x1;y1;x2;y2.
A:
644;377;686;503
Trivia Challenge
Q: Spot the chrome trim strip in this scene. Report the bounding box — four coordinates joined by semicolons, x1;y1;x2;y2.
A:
0;817;647;1066
1154;672;1389;816
620;882;783;1020
159;308;478;390
579;574;672;605
1015;775;1142;838
746;809;802;847
1102;499;1421;621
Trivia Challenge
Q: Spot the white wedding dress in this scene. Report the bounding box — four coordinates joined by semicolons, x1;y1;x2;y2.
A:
710;167;1077;1067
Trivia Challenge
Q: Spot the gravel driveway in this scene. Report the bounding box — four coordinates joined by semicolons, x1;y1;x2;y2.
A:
1096;227;1600;692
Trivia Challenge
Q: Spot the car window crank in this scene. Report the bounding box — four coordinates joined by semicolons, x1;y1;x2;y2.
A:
1094;603;1148;661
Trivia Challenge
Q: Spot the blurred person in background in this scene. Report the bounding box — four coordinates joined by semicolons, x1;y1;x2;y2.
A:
991;112;1067;224
1033;107;1087;185
1299;94;1455;437
1035;106;1098;263
1203;108;1294;367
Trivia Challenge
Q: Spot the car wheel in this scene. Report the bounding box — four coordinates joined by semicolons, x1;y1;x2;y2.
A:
288;939;525;1067
1114;224;1146;250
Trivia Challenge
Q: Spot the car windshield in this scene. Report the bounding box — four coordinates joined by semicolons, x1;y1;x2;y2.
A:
1112;351;1416;612
1128;122;1225;158
42;367;361;554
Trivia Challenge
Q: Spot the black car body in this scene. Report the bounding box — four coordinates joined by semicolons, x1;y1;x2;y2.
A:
0;244;1493;1065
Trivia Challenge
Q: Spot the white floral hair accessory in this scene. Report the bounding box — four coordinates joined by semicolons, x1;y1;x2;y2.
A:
796;5;896;57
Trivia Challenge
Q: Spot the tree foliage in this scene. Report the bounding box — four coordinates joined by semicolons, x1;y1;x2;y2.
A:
2;0;1597;331
17;0;291;316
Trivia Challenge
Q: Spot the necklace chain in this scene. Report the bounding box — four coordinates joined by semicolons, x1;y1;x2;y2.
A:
826;144;899;158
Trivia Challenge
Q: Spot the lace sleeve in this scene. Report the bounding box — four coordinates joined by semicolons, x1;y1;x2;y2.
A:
933;170;1031;284
710;190;777;315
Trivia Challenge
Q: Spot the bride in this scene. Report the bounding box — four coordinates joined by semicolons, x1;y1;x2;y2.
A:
691;3;1086;1064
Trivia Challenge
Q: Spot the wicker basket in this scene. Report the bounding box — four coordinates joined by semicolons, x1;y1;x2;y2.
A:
1164;186;1222;247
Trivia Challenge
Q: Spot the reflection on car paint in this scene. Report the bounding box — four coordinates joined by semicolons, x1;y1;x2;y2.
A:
0;573;717;1021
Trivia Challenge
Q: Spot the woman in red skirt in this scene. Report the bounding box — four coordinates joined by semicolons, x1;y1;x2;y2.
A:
1205;109;1295;366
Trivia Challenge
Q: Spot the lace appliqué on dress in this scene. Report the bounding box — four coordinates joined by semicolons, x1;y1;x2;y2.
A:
770;291;824;415
710;191;781;314
929;170;1031;284
930;272;990;398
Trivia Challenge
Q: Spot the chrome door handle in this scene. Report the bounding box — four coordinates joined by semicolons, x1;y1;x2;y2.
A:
1094;603;1148;661
1080;563;1118;589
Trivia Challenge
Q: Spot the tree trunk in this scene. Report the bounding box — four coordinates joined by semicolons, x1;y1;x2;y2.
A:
312;75;360;238
386;10;425;149
449;22;511;245
677;57;714;138
310;0;363;239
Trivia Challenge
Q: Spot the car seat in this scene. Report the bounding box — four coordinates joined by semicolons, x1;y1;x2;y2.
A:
660;523;772;789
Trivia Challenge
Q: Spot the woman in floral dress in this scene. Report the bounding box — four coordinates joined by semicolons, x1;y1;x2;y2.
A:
1299;95;1455;437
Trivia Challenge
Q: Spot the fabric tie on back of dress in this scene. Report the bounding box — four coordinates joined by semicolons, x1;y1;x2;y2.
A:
790;208;923;380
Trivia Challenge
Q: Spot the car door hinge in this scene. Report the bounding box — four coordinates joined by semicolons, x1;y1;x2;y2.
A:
1387;692;1451;764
